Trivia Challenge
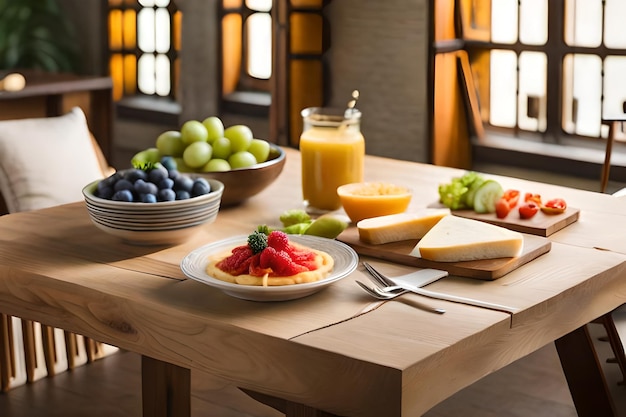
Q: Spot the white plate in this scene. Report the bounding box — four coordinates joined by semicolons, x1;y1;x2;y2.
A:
180;235;359;301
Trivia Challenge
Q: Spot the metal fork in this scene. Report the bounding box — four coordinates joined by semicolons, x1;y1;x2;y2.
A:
363;262;518;313
355;280;446;314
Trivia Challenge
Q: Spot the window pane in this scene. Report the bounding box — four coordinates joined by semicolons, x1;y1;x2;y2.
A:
123;9;137;49
605;0;626;48
491;0;517;44
247;13;272;79
155;54;171;96
518;51;547;132
109;10;123;50
564;0;602;47
490;50;517;128
155;8;170;53
603;56;626;119
123;54;137;95
138;8;155;53
138;54;156;95
562;54;602;136
519;0;547;45
246;0;271;12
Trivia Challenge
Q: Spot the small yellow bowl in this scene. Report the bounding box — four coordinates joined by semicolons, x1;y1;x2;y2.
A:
337;182;412;224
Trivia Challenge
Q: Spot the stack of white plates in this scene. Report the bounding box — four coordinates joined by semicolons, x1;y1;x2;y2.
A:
82;178;224;245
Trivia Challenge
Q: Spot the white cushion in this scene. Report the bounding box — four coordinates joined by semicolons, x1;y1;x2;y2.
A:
0;107;106;213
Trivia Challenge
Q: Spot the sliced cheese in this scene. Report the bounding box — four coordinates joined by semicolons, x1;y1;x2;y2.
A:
410;215;523;262
356;209;451;245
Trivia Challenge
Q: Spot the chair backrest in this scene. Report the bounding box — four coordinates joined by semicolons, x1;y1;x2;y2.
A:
0;107;113;215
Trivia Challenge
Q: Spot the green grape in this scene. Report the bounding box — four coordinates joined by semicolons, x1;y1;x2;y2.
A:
181;120;208;145
131;148;161;168
248;138;270;163
228;151;256;169
201;158;231;172
183;141;212;168
202;116;224;144
224;125;253;152
174;157;192;172
156;130;185;156
212;137;232;160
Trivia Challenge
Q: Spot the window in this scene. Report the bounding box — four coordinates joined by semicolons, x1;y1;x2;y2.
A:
107;0;273;113
461;0;626;144
107;0;181;102
107;0;328;145
222;0;272;94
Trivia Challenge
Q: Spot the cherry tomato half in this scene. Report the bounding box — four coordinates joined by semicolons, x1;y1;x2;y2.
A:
541;198;567;215
502;189;520;208
524;193;542;205
496;198;512;219
519;201;539;219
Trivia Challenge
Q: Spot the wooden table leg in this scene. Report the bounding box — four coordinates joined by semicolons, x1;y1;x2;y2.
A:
554;325;617;417
141;355;191;417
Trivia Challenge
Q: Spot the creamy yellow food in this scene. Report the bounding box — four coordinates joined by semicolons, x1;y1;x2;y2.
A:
206;242;335;286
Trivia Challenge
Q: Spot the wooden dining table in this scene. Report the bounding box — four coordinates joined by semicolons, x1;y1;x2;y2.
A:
0;147;625;417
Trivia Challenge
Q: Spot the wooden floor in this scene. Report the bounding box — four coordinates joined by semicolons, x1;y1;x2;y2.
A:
0;324;623;416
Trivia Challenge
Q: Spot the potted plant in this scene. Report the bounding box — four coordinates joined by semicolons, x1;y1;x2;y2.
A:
0;0;79;72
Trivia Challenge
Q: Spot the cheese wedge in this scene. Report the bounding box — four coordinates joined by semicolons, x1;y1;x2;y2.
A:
410;215;523;262
356;209;451;244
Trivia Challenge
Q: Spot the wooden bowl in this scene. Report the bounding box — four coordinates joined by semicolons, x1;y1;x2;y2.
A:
195;144;286;206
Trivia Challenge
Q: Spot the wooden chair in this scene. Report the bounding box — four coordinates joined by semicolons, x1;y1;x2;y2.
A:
0;108;118;391
595;119;626;385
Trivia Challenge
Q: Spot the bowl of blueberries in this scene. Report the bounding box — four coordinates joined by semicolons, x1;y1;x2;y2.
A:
82;157;224;245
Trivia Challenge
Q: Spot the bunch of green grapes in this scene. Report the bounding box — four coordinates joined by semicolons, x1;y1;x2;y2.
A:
131;116;272;173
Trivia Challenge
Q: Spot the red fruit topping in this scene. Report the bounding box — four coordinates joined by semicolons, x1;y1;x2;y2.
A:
267;230;290;251
259;246;307;276
216;245;255;275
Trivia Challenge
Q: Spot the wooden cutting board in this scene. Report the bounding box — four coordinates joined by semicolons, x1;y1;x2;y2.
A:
337;227;551;280
430;205;580;237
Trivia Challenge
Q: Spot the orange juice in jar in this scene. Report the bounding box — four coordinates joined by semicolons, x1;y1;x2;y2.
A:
300;107;365;212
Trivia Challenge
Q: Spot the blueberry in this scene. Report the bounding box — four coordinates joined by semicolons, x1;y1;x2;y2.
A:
96;182;114;199
175;190;191;200
157;188;176;202
160;156;177;171
140;193;157;203
148;166;169;184
168;169;180;180
114;178;134;192
112;189;134;202
99;173;120;189
191;178;211;196
124;168;147;183
159;178;174;190
173;175;194;193
134;178;152;194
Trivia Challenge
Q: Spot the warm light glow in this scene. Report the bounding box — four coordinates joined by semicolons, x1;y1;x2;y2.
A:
109;10;123;49
247;13;271;79
138;8;155;53
489;50;517;128
109;53;124;100
246;0;271;12
155;8;170;53
123;54;137;95
138;54;156;95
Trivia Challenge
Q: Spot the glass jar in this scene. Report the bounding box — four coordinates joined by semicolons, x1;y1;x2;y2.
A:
299;107;365;212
